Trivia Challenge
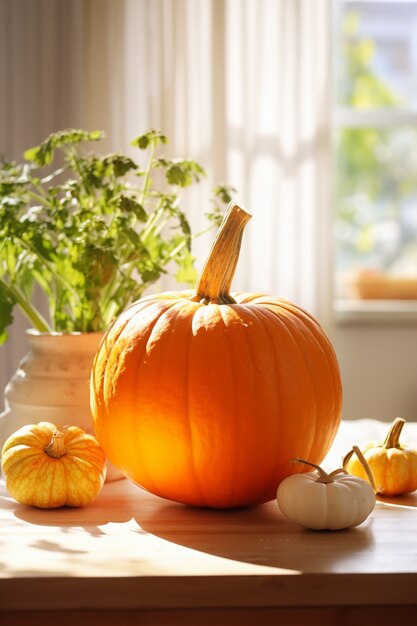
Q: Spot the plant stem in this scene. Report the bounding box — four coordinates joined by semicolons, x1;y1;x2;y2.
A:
140;142;156;206
292;458;338;484
352;445;376;492
44;430;67;458
166;238;188;261
17;236;81;304
165;220;218;263
26;189;53;207
342;445;377;493
141;202;165;243
192;202;251;305
0;278;52;332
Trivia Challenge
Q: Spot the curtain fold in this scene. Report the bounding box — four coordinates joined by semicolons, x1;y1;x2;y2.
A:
224;0;332;325
0;0;333;405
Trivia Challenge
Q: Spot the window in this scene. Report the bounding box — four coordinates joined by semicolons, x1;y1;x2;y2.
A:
333;0;417;304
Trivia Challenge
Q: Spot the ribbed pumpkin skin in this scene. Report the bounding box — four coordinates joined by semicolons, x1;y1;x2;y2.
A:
1;422;106;508
343;418;417;496
91;289;342;508
345;444;417;496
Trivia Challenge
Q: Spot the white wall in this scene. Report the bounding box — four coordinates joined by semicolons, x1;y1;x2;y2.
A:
334;321;417;422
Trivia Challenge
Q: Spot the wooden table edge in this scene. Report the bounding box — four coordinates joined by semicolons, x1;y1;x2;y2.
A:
0;572;416;612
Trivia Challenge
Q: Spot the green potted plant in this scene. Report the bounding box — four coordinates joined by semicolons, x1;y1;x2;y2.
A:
0;128;232;470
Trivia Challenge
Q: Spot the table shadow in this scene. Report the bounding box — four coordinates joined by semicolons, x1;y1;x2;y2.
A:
4;480;379;574
132;498;376;573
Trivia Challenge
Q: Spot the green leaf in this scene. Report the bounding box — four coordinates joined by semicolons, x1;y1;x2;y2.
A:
130;129;168;150
176;210;192;239
0;286;15;345
174;247;198;285
140;266;164;283
205;206;225;227
24;129;104;167
23;145;53;166
157;159;206;187
213;184;236;205
102;153;139;178
205;185;236;226
118;195;147;221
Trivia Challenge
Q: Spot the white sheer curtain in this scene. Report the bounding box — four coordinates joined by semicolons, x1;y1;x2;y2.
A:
0;0;333;401
81;0;333;322
224;0;332;322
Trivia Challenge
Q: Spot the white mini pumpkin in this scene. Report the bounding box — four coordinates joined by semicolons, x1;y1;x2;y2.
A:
277;452;376;531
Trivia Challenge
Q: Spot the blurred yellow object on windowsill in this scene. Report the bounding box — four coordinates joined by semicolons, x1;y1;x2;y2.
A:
345;269;417;300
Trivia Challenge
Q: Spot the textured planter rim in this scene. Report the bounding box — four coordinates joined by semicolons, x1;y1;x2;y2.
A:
24;329;105;352
25;328;105;337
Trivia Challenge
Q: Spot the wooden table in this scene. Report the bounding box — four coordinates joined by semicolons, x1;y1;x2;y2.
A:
1;419;417;625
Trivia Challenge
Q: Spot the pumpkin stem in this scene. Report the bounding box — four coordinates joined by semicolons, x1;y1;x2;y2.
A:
292;458;339;484
192;202;252;305
328;467;349;479
44;429;67;459
383;417;405;449
342;445;377;493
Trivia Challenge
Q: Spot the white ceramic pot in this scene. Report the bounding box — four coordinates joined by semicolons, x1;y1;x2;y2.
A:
0;329;123;482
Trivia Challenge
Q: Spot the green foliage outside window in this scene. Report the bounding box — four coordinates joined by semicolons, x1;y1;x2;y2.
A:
335;10;417;279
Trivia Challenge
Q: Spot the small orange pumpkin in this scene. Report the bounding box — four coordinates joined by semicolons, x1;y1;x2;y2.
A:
91;203;343;508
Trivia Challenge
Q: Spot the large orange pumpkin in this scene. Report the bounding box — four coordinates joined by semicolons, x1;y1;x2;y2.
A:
91;203;342;508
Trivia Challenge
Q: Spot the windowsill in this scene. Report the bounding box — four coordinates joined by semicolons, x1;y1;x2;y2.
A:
334;298;417;325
